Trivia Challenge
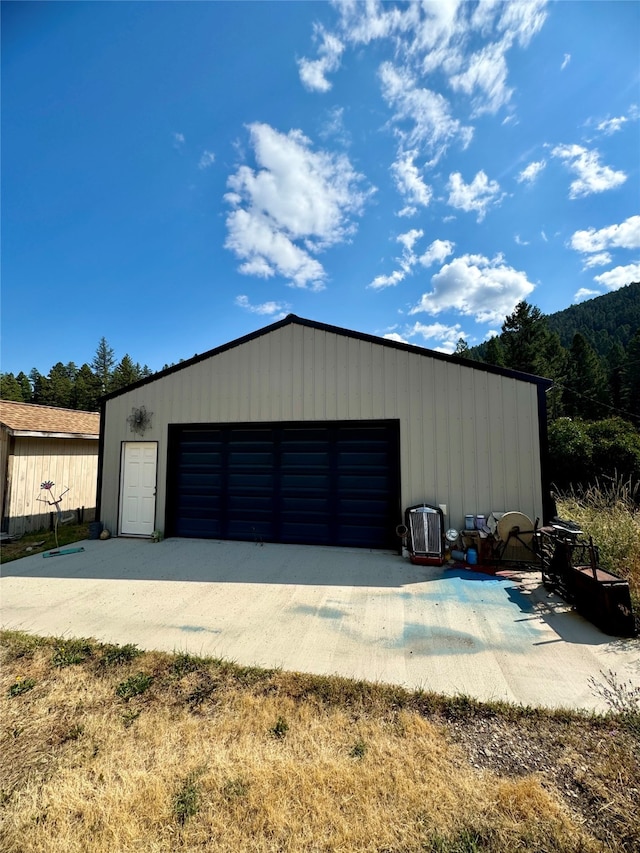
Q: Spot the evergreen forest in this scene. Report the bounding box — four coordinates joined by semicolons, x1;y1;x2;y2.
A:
2;283;639;489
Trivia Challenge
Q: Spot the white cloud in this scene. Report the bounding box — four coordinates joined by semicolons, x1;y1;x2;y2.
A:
574;288;601;303
173;132;185;148
225;123;370;289
582;252;612;269
551;144;627;198
447;170;503;221
570;215;640;253
369;269;406;290
368;228;424;290
516;159;546;184
198;150;215;170
404;321;465;354
391;151;432;211
298;25;344;92
514;234;529;246
594;263;640;291
597;116;628;135
541;230;548;242
561;53;571;70
418;239;455;267
235;295;290;317
410;253;535;324
379;62;473;159
449;41;512;115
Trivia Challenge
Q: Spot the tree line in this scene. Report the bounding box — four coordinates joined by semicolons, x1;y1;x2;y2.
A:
0;337;154;412
2;301;639;490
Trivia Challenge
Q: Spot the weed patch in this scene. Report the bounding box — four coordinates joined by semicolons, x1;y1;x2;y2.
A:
173;768;205;825
51;637;93;668
7;677;36;697
269;715;289;739
96;642;141;670
115;672;153;700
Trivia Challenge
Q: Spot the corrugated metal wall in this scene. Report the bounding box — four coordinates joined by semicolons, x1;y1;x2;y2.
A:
101;323;544;538
5;437;99;535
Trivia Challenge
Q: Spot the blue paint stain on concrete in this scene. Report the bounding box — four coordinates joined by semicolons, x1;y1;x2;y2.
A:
178;625;221;634
386;622;479;656
292;604;345;620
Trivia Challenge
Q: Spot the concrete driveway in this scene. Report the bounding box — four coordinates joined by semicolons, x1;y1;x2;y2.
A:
1;537;638;711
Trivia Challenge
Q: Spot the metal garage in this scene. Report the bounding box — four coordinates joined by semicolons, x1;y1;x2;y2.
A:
97;315;552;547
166;420;400;548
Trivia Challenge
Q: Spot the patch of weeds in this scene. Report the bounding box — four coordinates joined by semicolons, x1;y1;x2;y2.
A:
172;651;201;677
427;829;483;852
222;776;249;801
269;716;289;739
589;669;640;734
186;673;218;710
52;638;93;668
116;672;153;701
349;738;368;759
173;768;205;826
1;630;48;662
7;677;36;698
61;724;84;743
121;709;141;728
97;643;142;669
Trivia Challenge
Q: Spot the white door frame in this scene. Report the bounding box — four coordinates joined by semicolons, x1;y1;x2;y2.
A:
119;441;158;536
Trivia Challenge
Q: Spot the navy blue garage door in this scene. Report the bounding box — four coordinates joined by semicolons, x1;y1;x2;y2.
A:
166;420;400;549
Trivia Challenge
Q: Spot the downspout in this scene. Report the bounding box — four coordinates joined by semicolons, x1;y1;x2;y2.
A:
536;379;556;523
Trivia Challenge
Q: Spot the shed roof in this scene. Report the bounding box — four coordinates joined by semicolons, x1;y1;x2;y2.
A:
102;314;553;403
0;400;100;438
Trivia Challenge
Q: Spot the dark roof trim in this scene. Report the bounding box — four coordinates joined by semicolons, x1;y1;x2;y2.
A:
101;314;552;402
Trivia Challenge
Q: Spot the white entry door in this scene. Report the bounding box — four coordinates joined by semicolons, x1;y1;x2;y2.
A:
120;442;158;536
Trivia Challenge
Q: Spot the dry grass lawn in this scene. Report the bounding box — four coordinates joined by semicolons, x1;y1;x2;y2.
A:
1;631;639;853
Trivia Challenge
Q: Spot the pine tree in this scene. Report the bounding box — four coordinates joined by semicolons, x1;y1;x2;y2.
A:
91;337;116;395
72;364;102;411
0;373;24;401
623;328;640;424
454;337;470;357
48;362;73;408
111;354;140;392
29;368;54;406
16;372;32;402
484;336;505;366
501;301;550;374
563;333;609;419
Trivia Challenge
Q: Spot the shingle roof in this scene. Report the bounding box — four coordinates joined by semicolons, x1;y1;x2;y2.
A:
0;400;100;437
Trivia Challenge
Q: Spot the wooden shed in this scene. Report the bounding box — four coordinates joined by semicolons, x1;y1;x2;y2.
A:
0;401;100;536
98;315;553;548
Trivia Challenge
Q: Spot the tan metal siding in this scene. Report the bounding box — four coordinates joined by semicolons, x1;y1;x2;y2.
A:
100;324;545;538
5;437;98;535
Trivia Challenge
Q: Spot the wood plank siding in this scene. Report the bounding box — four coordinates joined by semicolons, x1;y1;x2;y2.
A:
100;318;549;541
3;437;99;535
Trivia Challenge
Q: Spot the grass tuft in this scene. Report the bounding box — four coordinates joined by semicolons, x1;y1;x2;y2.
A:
7;676;36;697
269;715;289;739
173;768;205;825
51;637;93;668
115;672;153;700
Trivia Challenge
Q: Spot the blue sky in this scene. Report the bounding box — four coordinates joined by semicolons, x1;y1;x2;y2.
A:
2;1;639;377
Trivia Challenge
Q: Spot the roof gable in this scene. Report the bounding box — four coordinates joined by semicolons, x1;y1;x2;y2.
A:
0;400;100;437
102;314;552;402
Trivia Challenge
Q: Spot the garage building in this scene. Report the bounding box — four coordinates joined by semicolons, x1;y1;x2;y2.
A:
97;315;553;548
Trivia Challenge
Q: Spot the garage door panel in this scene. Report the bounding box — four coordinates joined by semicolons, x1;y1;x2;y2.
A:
168;421;399;548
